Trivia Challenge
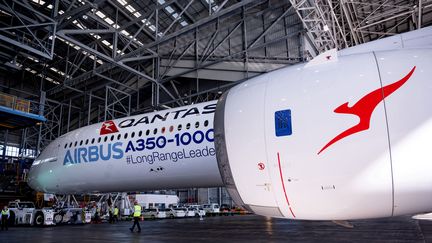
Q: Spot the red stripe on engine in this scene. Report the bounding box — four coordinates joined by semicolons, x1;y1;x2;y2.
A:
277;152;296;218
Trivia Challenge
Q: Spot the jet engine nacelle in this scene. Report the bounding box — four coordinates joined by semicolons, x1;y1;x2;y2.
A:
214;49;432;220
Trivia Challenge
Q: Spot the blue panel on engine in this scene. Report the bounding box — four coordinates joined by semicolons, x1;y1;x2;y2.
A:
275;110;292;137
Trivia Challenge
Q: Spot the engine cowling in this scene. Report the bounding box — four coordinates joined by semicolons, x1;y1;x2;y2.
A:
214;49;432;220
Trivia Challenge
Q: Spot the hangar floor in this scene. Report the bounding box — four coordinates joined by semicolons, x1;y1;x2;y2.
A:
0;215;431;242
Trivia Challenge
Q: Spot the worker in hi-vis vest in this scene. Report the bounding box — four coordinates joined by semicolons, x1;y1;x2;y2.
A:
1;205;10;231
113;206;119;222
129;201;141;233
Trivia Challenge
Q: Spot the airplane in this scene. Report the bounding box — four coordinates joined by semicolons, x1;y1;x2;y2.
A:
28;26;432;221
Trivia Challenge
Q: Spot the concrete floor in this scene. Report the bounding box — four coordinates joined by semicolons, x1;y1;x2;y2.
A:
0;215;431;242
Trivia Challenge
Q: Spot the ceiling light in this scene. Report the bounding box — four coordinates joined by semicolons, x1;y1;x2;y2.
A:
165;6;174;13
96;11;106;18
323;25;329;31
126;5;136;12
104;17;114;25
117;0;127;6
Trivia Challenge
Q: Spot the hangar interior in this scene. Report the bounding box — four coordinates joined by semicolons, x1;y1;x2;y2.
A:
0;0;431;204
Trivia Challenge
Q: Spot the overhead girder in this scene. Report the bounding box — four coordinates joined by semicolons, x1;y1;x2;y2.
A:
290;0;432;57
48;0;301;102
0;0;57;59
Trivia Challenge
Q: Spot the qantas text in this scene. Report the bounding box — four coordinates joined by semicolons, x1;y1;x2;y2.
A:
118;103;216;128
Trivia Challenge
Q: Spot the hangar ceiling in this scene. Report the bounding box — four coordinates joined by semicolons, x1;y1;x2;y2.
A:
0;0;431;154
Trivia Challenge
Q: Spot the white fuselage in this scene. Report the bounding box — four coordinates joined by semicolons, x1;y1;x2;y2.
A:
28;102;223;193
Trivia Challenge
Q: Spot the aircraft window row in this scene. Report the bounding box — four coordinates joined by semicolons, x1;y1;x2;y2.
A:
64;120;211;148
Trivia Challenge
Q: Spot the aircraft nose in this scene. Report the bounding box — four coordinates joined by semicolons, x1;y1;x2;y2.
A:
27;166;43;192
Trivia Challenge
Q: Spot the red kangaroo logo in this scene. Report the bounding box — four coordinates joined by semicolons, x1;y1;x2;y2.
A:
100;120;119;135
318;66;416;155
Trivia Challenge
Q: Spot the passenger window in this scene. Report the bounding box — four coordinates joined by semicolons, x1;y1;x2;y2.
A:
178;124;182;131
69;143;72;148
161;127;166;134
85;139;89;145
80;140;83;146
169;126;174;132
104;136;108;142
98;137;101;143
111;135;114;141
195;122;199;128
117;134;121;140
153;128;157;135
186;123;191;129
124;133;128;139
204;120;209;127
131;132;135;138
139;131;142;137
74;141;77;147
146;130;150;136
64;144;67;149
91;138;95;144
